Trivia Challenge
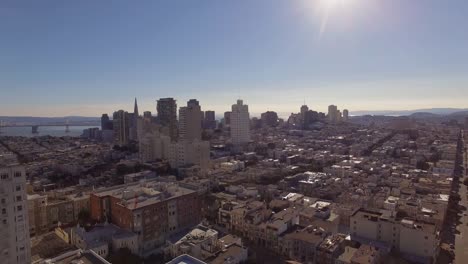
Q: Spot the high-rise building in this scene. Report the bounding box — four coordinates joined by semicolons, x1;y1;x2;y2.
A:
223;112;231;126
113;110;130;146
300;105;309;116
129;98;140;141
328;105;339;123
261;111;279;127
100;114;113;130
204;110;216;129
0;165;31;264
157;98;178;141
179;99;202;142
231;99;250;145
343;109;349;121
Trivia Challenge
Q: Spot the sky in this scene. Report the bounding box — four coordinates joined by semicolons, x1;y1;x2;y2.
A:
1;0;468;117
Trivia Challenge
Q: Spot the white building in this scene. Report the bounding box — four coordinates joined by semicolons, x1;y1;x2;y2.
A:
231;99;250;145
0;166;31;264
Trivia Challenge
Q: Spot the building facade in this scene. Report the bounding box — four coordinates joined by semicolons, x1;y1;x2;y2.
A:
0;166;31;264
157;98;178;141
230;100;250;145
113;110;130;146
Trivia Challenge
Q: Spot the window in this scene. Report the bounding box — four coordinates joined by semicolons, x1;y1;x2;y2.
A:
2;208;6;214
424;236;428;240
17;205;22;211
14;172;22;178
0;174;8;180
15;186;21;191
16;196;22;202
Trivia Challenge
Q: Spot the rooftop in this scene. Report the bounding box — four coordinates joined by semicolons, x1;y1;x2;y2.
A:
92;180;195;209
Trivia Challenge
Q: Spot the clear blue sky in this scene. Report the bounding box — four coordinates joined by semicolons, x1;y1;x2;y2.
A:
1;0;468;117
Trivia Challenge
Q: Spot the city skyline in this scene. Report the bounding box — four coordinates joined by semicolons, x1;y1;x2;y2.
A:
2;0;468;116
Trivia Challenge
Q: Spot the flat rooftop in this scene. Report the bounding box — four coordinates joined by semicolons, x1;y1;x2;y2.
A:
92;180;195;210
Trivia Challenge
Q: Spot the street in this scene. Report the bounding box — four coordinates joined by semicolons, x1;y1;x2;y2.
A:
454;135;468;264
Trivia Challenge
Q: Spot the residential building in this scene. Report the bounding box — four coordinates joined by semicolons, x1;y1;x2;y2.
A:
343;109;349;122
179;99;202;142
113;110;130;146
0;165;31;264
230;99;250;145
350;208;438;262
261;111;279;127
90;180;202;256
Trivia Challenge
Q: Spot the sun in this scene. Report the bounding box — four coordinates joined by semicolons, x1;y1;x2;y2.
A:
319;0;351;9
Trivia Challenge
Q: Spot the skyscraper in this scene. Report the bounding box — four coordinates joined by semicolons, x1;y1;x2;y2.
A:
223;111;231;126
328;105;339;123
179;99;202;142
113;110;130;146
231;99;250;145
204;110;216;129
129;98;139;141
157;98;178;141
343;109;349;121
0;165;31;264
100;114;112;130
261;111;279;127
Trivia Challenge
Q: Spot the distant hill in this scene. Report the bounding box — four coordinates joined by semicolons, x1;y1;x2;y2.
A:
352;108;468;116
0;116;100;126
447;110;468;117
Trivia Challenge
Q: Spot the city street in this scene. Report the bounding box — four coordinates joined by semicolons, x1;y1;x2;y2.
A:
454;139;468;264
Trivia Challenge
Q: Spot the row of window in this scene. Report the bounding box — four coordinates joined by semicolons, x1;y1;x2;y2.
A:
0;172;22;179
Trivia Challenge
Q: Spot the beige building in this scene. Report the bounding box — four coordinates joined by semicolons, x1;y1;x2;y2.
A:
230;99;250;145
350;208;438;261
27;192;90;236
179;99;202;142
0;165;31;264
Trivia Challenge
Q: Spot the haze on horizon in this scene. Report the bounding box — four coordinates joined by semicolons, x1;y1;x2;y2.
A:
1;0;468;117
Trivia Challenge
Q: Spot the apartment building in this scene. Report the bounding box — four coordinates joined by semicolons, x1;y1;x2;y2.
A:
350;208;438;262
0;166;31;264
90;180;201;256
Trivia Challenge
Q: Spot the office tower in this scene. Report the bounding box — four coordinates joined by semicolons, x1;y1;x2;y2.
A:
328;105;339;123
343;109;349;121
157;98;178;141
224;112;231;126
231;99;250;145
134;97;139;117
261;111;279;127
204;110;216;129
300;105;309;116
0;165;31;264
179;99;202;142
113;110;130;146
100;114;113;130
128;98;139;141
